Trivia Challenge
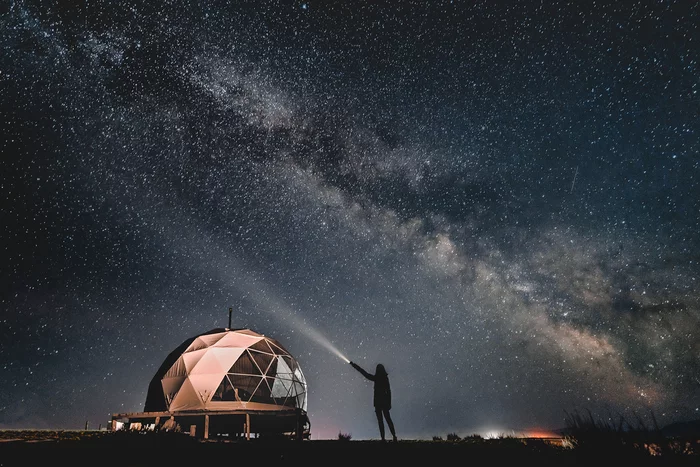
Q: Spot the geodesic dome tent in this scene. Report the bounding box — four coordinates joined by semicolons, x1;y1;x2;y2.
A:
144;327;308;414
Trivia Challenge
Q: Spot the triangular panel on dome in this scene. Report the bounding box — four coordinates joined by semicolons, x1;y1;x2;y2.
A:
235;329;263;337
248;349;275;375
292;381;306;397
248;339;275;354
271;365;302;408
229;374;264;402
185;337;207;353
169;377;204;412
249;376;273;403
185;332;227;353
266;354;280;375
282;355;303;377
182;348;207;373
207;347;245;373
271;357;294;397
211;375;236;401
266;338;291;356
164;357;187;378
228;351;262;376
188;349;229;375
161;375;187;407
214;331;263;349
271;383;294;407
274;355;295;379
185;373;220;406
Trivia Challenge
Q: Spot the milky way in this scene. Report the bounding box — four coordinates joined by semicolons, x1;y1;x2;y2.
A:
2;1;699;439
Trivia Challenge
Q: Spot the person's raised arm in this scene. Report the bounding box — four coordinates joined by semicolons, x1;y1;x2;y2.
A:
349;361;374;381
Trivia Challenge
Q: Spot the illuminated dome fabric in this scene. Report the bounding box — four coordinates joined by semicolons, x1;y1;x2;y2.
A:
144;328;307;413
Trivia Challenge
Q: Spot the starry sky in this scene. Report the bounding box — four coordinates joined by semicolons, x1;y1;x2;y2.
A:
2;0;699;440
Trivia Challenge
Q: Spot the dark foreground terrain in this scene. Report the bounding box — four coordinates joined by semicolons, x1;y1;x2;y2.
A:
0;430;698;467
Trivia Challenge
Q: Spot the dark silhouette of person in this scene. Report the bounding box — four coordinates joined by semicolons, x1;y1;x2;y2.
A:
350;361;397;442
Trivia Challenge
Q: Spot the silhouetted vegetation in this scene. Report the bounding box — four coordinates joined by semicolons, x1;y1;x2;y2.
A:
1;412;698;467
562;408;699;461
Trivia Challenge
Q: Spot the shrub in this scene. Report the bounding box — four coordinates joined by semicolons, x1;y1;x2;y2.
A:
563;408;667;459
338;431;352;441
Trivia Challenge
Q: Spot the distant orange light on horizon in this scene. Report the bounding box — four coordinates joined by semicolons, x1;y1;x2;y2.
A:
523;429;560;439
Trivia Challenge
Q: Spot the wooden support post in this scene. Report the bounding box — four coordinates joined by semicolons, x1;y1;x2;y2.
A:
245;413;251;440
204;414;209;440
296;409;303;441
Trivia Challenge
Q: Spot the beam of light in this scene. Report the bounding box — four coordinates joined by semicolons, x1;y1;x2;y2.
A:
197;245;350;363
225;278;351;364
97;177;352;365
300;324;350;363
221;266;352;364
140;200;350;364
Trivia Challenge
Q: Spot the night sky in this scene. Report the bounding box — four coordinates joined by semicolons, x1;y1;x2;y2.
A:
2;1;699;440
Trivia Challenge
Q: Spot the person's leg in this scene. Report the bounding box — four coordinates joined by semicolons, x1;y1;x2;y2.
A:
375;408;386;441
383;409;397;441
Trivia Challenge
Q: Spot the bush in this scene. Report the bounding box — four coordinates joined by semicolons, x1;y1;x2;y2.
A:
563;408;668;459
338;431;352;441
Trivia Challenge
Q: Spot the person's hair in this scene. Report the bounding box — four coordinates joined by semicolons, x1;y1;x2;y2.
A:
376;364;387;377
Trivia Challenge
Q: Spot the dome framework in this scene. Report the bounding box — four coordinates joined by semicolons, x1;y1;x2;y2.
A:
110;328;310;440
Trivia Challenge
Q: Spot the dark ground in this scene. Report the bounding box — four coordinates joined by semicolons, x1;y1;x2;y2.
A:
0;430;698;466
